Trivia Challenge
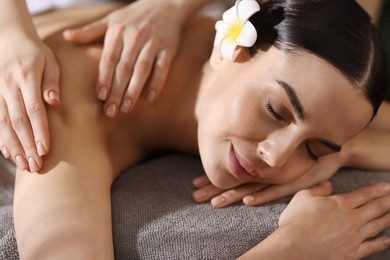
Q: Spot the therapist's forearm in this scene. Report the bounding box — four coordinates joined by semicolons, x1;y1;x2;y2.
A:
0;0;37;37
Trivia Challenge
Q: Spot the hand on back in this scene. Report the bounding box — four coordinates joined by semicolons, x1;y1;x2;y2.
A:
64;1;183;117
0;26;60;172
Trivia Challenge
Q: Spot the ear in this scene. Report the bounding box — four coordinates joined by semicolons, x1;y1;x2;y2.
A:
210;46;251;70
233;46;251;63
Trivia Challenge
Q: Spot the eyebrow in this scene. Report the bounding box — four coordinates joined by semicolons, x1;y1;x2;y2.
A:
276;80;305;121
275;80;342;153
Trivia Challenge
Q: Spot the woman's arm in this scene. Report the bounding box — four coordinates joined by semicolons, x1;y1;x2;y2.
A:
239;182;390;259
0;0;60;172
367;101;390;131
193;111;390;207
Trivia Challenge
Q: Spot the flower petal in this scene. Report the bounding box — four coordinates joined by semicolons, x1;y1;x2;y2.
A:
222;4;239;24
214;21;233;45
235;21;257;47
238;0;260;22
219;37;238;61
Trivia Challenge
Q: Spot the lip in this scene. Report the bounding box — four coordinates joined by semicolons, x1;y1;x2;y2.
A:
229;144;256;182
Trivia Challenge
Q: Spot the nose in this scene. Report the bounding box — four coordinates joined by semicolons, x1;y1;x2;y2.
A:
257;134;299;168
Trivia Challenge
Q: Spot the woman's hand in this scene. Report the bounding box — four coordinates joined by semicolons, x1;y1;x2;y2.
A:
192;153;344;207
63;1;183;117
239;182;390;259
0;28;60;172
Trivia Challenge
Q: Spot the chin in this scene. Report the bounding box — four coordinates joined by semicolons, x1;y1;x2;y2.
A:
202;161;241;189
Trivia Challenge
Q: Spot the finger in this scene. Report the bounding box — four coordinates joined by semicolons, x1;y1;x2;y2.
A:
121;39;158;113
63;19;107;44
15;79;44;172
357;193;390;224
339;183;390;209
243;181;332;206
357;237;390;259
211;183;267;208
42;46;60;106
361;212;390;240
21;66;49;159
192;174;211;188
96;27;124;104
104;29;146;115
0;100;12;159
0;93;29;171
144;49;172;103
192;183;226;203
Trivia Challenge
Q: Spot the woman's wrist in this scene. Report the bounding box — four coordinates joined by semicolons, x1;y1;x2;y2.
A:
238;225;308;260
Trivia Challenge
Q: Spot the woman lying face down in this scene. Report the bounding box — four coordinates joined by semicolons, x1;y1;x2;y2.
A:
11;0;389;259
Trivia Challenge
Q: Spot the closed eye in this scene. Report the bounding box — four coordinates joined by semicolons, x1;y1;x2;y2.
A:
266;103;285;122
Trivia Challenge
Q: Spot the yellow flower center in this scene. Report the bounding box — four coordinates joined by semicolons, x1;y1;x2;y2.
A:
227;19;243;42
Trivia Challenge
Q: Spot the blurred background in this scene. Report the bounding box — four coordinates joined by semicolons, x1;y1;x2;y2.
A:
378;1;390;99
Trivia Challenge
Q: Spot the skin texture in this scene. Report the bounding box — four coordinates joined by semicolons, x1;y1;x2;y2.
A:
0;0;212;172
196;47;372;189
12;4;390;260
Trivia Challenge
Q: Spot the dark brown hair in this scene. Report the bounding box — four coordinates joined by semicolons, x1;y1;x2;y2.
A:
249;0;388;117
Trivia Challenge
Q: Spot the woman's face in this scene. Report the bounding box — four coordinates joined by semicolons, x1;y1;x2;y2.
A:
197;46;373;189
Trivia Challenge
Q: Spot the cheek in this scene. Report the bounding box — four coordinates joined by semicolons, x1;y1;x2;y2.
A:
197;126;240;189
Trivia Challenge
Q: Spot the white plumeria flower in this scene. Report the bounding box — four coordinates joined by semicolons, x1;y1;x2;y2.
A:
214;0;260;60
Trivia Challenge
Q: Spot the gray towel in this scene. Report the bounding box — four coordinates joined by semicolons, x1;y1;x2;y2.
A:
1;155;389;259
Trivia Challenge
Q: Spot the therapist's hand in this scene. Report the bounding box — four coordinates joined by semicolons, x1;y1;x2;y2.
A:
64;1;183;117
0;28;60;172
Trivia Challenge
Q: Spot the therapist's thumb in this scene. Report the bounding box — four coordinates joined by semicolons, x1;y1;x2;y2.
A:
63;19;107;44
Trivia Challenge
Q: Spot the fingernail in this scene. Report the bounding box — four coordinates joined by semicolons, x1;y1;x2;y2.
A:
243;196;255;205
28;157;38;173
120;99;132;113
98;86;108;100
37;141;46;156
193;190;207;200
1;146;10;158
49;90;60;104
15;155;28;170
211;196;226;207
147;90;156;103
105;104;117;118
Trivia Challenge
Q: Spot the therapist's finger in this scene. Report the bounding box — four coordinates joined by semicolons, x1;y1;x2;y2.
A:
42;46;60;107
0;99;12;159
143;49;173;103
2;89;31;171
97;27;124;103
105;28;146;115
63;18;107;44
122;39;158;112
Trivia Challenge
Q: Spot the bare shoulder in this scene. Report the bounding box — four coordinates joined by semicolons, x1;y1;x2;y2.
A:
179;16;216;63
